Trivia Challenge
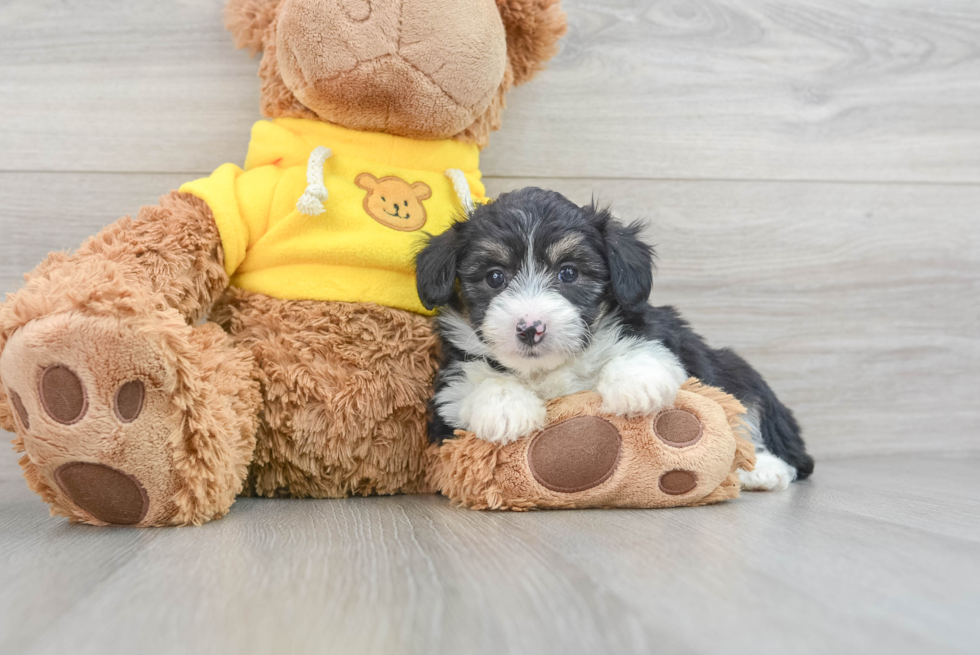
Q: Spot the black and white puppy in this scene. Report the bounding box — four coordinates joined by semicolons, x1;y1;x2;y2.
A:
416;187;813;490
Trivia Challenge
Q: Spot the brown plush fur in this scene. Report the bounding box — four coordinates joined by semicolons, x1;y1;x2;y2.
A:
225;0;281;52
230;0;567;147
1;185;437;525
211;290;441;498
454;0;568;145
681;379;757;506
19;192;227;323
495;0;567;85
0;388;14;434
434;380;756;511
256;26;321;122
0;232;261;525
272;0;508;139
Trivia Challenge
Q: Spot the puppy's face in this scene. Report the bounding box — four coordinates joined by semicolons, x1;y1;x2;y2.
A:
417;188;654;374
457;196;608;372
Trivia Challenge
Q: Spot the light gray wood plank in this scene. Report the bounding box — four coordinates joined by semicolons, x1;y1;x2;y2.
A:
2;173;977;458
0;0;262;175
492;0;980;182
1;1;979;182
0;173;189;278
1;449;978;655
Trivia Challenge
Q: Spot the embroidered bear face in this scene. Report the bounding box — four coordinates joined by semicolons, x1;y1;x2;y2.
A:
355;173;432;232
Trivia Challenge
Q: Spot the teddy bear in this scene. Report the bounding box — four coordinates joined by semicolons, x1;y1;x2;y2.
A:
0;0;754;527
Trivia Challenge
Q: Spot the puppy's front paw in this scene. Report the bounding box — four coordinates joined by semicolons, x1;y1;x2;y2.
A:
459;379;546;445
739;451;797;491
598;358;682;417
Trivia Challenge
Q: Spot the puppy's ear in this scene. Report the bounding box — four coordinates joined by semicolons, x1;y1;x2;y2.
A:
589;205;654;313
496;0;568;86
416;226;463;310
225;0;282;53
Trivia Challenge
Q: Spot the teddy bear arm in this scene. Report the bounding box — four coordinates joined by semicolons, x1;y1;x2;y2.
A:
0;189;228;426
1;190;227;367
83;191;229;321
12;190;229;327
0;188;259;526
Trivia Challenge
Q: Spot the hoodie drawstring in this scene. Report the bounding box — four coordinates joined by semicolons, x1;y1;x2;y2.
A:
297;146;332;216
444;168;475;214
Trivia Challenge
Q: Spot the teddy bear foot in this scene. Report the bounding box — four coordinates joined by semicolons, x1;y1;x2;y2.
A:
0;311;260;526
435;380;756;510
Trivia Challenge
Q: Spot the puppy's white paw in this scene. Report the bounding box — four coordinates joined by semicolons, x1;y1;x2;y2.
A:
459;378;546;445
597;357;682;417
739;451;797;491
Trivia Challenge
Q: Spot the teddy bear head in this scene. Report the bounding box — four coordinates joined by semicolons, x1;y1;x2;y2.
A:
225;0;566;147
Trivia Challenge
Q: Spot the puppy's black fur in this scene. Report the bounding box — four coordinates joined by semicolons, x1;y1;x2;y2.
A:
416;187;813;479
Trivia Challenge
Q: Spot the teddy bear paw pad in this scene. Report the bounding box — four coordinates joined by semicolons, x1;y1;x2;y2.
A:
653;408;703;447
113;379;145;423
38;365;88;424
8;389;31;429
54;462;149;525
527;416;622;493
658;469;699;495
0;312;189;526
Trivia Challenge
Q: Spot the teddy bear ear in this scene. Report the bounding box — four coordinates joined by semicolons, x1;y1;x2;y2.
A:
355;173;379;191
225;0;283;53
495;0;568;86
411;182;433;201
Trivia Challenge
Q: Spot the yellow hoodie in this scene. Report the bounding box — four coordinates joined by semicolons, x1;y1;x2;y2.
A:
180;118;484;315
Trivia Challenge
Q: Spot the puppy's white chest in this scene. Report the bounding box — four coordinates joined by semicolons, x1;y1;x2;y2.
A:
521;361;601;400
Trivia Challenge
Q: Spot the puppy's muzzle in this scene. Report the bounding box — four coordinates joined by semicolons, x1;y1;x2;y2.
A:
516;318;547;346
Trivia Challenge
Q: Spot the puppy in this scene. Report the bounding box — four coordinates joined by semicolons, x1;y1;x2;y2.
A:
416;187;813;490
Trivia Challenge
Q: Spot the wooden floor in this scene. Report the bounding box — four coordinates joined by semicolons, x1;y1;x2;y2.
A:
1;1;978;653
1;451;978;655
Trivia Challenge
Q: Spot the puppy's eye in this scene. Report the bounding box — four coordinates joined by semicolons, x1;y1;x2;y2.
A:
485;269;506;289
381;197;386;202
558;265;579;283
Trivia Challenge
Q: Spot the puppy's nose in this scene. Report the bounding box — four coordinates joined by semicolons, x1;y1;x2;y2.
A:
516;319;546;346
